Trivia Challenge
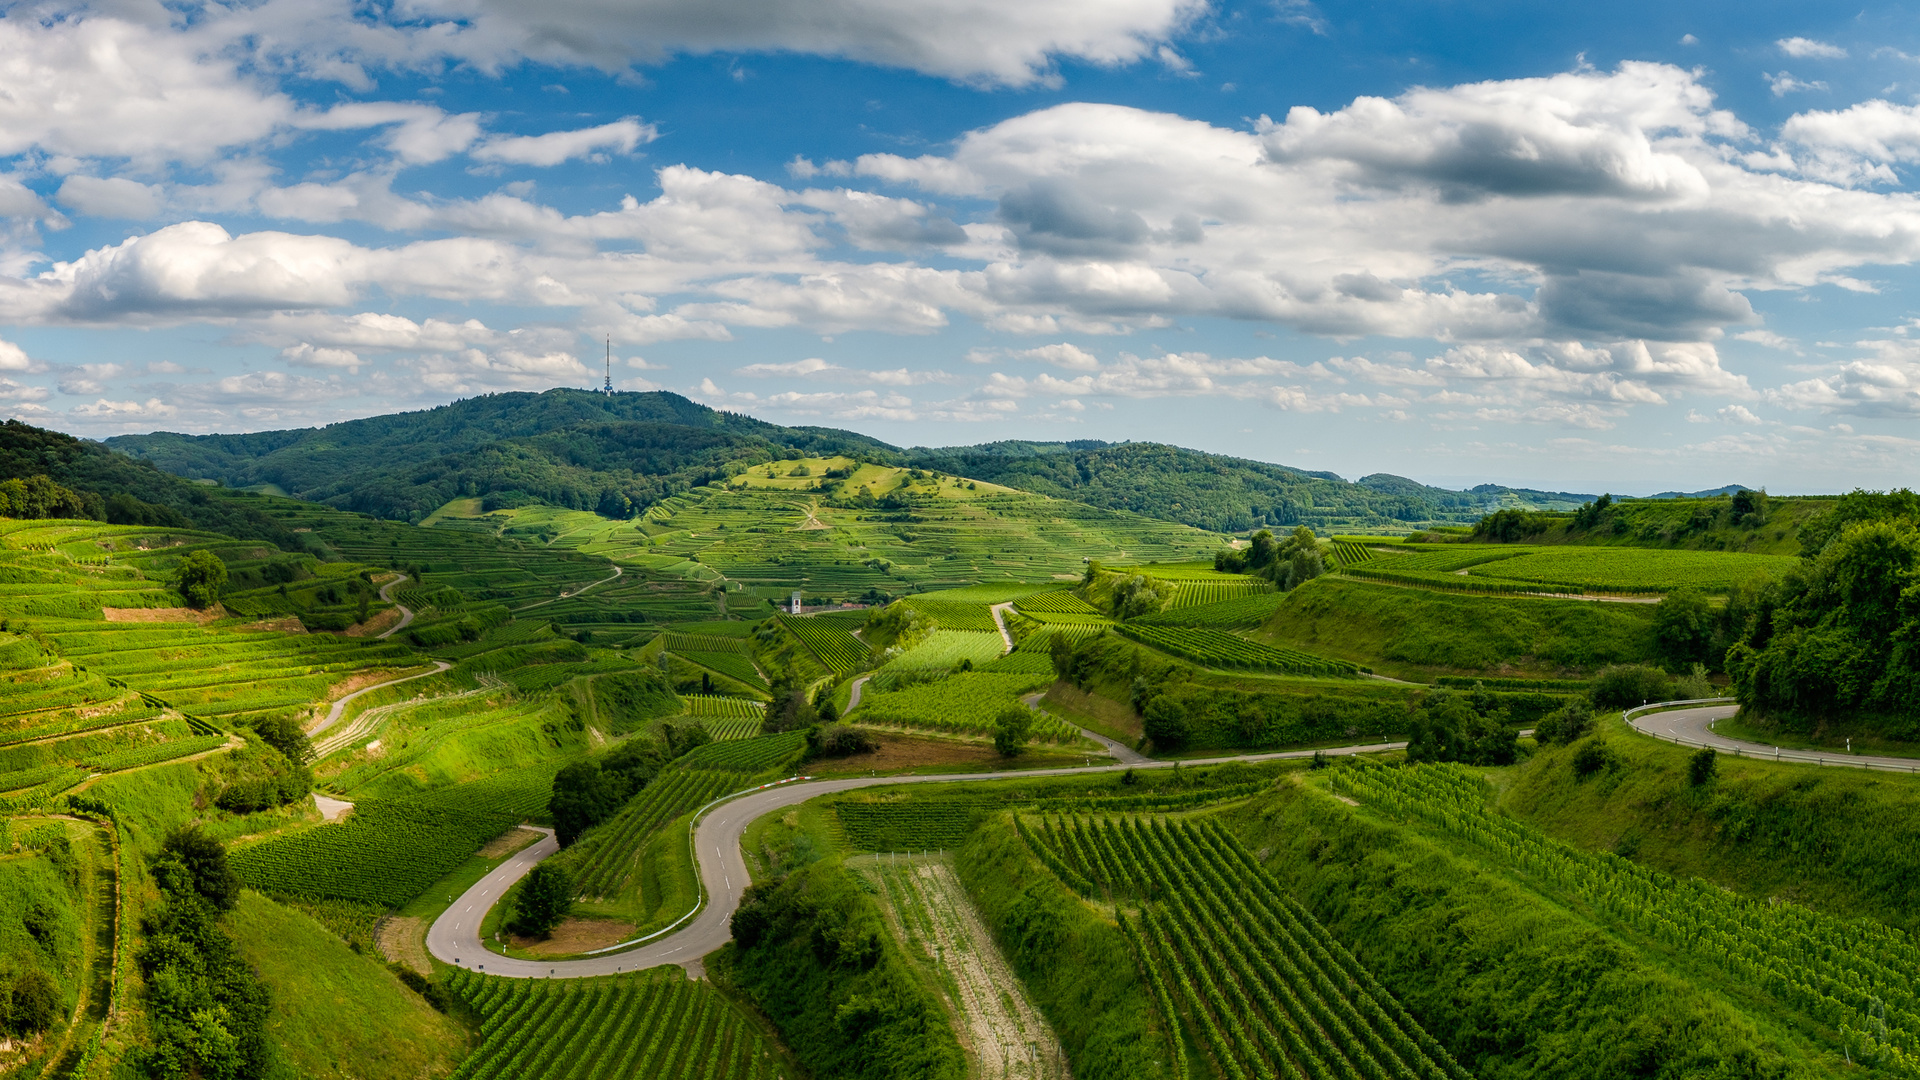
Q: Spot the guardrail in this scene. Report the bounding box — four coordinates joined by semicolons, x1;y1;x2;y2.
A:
1624;698;1920;774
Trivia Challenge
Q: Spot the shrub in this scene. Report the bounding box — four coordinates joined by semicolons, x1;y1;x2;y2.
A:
510;863;573;938
1534;702;1595;746
805;723;877;759
1688;748;1718;786
993;706;1033;757
1572;740;1613;778
1589;664;1673;709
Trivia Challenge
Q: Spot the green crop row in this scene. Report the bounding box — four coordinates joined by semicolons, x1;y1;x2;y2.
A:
775;615;868;673
445;968;779;1080
230;800;518;908
1132;593;1287;630
562;769;741;898
675;731;807;774
883;630;1008;672
1114;624;1358;677
898;600;1000;632
1167;579;1274;609
1013;591;1101;615
855;672;1078;743
837;801;985;851
82;734;229;772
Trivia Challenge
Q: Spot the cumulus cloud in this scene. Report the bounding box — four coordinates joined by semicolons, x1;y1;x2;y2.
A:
1778;37;1847;59
472;119;658;167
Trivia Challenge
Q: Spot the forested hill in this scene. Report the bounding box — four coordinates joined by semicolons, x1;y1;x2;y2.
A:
0;420;300;544
907;440;1595;532
100;389;1595;531
105;390;899;521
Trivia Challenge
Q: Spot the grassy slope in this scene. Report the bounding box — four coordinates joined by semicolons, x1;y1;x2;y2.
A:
224;890;468;1080
1256;576;1658;677
1219;781;1825;1079
1501;714;1920;934
1485;495;1832;555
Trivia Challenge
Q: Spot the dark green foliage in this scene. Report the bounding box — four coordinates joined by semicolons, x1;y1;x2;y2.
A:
172;549;229;609
1796;487;1920;555
0;474;88;519
1728;517;1920;735
656;719;712;759
1654;588;1714;669
106;389;897;522
1223;785;1794;1080
136;833;285;1080
1059;632;1406;752
548;761;629;848
993;706;1032;756
160;826;242;912
0;420;298;545
762;669;818;733
1406;691;1519;765
1572;740;1614;777
1688;748;1718;786
805;723;877;759
1;968;57;1035
1533;701;1594;745
1472;507;1563;542
726;862;966;1080
510;863;574;938
908;440;1590;533
252;714;313;769
1589;663;1674;708
955;817;1161;1079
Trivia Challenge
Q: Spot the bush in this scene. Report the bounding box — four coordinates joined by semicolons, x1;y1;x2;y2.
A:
1533;702;1594;746
1589;664;1673;709
158;826;241;911
509;863;573;938
1;969;58;1035
1572;740;1613;777
1688;747;1718;786
993;706;1033;757
806;723;878;759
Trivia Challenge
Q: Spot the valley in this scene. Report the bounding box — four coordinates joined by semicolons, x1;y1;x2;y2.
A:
0;393;1912;1080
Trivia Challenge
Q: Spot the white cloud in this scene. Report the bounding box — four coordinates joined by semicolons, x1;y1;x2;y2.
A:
1719;404;1763;424
281;343;364;371
1778;37;1847;59
56;177;163;220
0;340;35;372
1768;72;1829;97
472;119;658;167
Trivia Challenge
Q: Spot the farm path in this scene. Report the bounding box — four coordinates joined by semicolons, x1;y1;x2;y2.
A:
1021;691;1149;765
513;564;623;612
1630;701;1920;773
375;574;414;639
988;602;1016;653
428;736;1407;978
846;674;870;712
312;670;501;758
68;733;246;795
308;660;452;738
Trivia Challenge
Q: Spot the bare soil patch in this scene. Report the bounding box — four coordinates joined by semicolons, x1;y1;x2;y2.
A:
246;616;306;634
376;916;432;976
343;607;402;638
477;827;543;859
101;605;225;624
505;917;635;956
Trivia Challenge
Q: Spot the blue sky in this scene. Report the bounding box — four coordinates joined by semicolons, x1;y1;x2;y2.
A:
5;0;1920;494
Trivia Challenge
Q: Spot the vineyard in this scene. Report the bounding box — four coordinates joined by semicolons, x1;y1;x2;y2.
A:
561;769;743;898
1023;814;1467;1080
837;801;987;851
1114;625;1359;677
883;630;1009;672
1331;541;1374;567
898;599;1001;632
854;673;1081;743
1166;578;1275;609
446;968;786;1080
1132;593;1288;630
1329;761;1920;1070
1013;591;1102;615
1464;547;1797;593
774;614;868;672
230;799;519;907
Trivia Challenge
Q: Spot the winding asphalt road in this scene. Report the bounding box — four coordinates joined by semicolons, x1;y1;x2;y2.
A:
375;574;414;640
1628;701;1920;773
427;737;1406;978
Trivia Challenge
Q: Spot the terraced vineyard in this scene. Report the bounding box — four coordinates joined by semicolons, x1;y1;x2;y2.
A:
564;769;744;898
1026;814;1467;1080
230;799;519;907
1115;624;1359;677
1132;593;1288;630
884;630;1009;671
898;599;1001;632
1331;761;1920;1064
855;672;1081;743
1166;578;1275;608
447;968;785;1080
837;801;987;851
1013;590;1101;615
773;614;868;672
1465;547;1797;593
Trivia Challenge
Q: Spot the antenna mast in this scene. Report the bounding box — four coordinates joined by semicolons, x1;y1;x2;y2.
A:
603;337;614;396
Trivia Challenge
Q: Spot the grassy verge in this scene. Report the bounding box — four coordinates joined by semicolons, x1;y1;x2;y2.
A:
1711;711;1920;761
227;890;468;1080
1037;681;1141;747
1503;712;1920;934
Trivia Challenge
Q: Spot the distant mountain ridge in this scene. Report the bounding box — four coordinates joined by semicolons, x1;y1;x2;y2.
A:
101;388;1608;532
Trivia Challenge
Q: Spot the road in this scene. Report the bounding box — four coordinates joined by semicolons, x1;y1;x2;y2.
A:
514;565;623;612
427;737;1406;978
376;574;414;640
1628;701;1920;772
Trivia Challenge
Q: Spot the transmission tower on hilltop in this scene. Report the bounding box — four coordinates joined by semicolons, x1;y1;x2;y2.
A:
603;337;614;396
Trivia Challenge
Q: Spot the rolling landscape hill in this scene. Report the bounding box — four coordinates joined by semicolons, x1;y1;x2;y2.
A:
0;401;1913;1080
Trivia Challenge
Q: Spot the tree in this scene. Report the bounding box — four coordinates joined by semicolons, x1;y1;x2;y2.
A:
1590;664;1673;709
1654;588;1715;669
158;826;241;911
1688;747;1718;786
815;696;839;724
511;863;574;938
1731;488;1769;526
1406;693;1518;766
1534;702;1594;746
172;549;228;609
548;761;626;847
993;706;1032;757
251;714;313;770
